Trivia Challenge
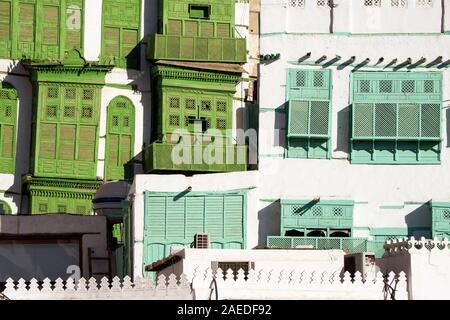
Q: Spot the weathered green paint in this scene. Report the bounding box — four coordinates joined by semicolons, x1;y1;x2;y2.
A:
350;72;443;164
100;0;141;69
0;82;17;174
0;0;84;60
25;176;102;214
280;199;354;236
286;69;332;159
430;202;450;239
0;200;12;214
143;191;247;276
105;96;135;181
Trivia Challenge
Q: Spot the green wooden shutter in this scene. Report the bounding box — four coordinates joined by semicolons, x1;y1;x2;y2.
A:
0;85;16;173
0;1;11;58
66;1;83;50
39;123;57;159
78;126;96;161
59;124;76;160
18;2;35;58
224;195;244;241
104;27;120;57
43;6;59;45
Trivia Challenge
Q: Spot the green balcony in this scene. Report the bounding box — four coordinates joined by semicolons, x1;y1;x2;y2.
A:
267;236;386;258
143;142;248;173
147;34;247;63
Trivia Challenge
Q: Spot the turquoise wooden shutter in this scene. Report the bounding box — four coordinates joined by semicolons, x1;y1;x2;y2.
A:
224;195;244;242
287;69;331;159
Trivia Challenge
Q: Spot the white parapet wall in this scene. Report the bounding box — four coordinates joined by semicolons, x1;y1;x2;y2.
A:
377;237;450;300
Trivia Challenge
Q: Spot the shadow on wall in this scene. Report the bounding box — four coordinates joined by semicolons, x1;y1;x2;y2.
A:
257;201;281;247
273;103;287;148
3;62;33;214
405;203;432;239
335;105;351;154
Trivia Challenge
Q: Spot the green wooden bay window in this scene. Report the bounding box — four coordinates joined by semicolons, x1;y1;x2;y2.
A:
33;85;100;179
0;82;17;174
280;199;354;237
351;72;442;164
143;191;247;276
286;69;332;159
0;0;84;60
101;0;141;69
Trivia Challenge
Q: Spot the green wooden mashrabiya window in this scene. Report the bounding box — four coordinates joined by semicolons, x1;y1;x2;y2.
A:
0;199;12;214
143;191;246;276
35;84;100;179
0;82;17;174
351;72;442;164
280;199;354;237
286;69;332;159
102;0;141;69
0;0;84;60
164;89;232;137
105;96;135;181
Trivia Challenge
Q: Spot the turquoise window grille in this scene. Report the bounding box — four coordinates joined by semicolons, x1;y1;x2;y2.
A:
280;199;354;236
351;72;442;164
430;202;450;239
286;69;332;159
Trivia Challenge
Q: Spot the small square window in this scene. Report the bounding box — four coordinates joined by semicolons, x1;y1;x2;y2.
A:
201;100;212;111
169;114;180;127
189;4;211;19
82;106;93;118
65;88;76;100
64;106;75;118
57;205;67;213
83;89;94;101
217;119;227;129
185;99;196;110
38;203;48;213
46;105;58;118
4;105;12;117
217;101;227;113
123;117;129;127
47;87;59;98
76;206;86;214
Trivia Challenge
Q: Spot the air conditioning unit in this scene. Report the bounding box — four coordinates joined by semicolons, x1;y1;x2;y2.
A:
194;233;210;249
344;252;377;280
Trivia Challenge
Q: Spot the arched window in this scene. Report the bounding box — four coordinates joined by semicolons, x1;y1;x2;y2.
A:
0;200;12;215
0;82;17;173
105;96;135;181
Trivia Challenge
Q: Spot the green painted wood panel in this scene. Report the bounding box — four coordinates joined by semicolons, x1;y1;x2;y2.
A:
351;72;442;164
101;0;141;69
105;96;135;181
143;192;246;276
0;82;17;174
286;69;332;159
0;0;84;60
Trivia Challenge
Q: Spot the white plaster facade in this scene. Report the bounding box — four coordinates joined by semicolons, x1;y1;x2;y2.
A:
257;0;450;241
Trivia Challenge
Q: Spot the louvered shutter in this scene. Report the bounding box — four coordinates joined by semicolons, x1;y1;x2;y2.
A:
0;1;11;41
39;123;57;159
59;124;76;160
224;195;244;239
43;6;59;45
1;125;13;158
66;2;83;50
204;196;224;239
78;126;96;161
104;27;120;56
